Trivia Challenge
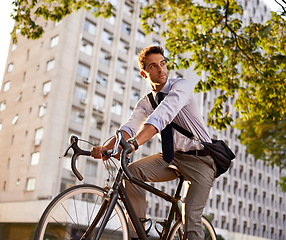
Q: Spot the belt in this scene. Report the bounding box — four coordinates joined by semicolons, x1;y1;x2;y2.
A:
177;149;210;156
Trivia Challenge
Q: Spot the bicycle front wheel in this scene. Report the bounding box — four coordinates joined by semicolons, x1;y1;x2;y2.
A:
168;215;217;240
34;184;129;240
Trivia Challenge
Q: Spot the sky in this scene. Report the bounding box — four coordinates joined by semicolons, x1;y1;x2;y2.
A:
0;1;14;86
0;1;281;87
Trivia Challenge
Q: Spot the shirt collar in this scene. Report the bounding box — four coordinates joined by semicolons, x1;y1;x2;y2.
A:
152;78;171;96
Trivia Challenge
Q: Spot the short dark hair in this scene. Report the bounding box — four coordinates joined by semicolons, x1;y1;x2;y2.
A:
138;46;165;70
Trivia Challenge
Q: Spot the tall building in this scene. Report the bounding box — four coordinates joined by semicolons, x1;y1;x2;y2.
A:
0;0;285;239
202;0;286;239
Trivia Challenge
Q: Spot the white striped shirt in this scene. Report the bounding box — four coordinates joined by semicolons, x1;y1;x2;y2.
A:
120;78;212;152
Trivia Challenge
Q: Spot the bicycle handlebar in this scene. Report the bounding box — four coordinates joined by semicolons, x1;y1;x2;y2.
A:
63;131;133;181
114;130;134;180
63;135;91;181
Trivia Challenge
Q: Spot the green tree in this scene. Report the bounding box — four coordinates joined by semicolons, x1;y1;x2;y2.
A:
10;0;286;189
10;0;113;42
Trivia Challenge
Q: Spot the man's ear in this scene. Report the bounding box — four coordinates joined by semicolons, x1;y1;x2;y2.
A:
140;70;147;79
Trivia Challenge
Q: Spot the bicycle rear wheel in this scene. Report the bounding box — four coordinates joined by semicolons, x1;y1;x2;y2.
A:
34;184;129;240
167;215;217;240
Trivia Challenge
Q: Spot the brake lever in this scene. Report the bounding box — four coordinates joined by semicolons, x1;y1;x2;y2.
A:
63;135;91;181
112;130;123;156
63;135;78;157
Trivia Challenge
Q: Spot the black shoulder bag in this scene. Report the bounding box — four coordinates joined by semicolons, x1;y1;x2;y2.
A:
147;92;235;178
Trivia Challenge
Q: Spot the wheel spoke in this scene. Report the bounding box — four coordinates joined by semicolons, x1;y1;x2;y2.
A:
34;185;129;240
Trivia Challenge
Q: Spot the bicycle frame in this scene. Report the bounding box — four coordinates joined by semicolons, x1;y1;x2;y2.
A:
66;132;185;240
35;132;217;240
91;167;184;240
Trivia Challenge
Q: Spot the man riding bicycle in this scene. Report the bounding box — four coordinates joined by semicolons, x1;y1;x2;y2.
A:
91;45;216;240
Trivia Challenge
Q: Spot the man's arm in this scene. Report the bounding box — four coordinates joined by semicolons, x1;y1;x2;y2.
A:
129;124;158;151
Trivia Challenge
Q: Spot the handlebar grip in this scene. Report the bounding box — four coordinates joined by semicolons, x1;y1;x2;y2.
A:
115;130;134;180
69;135;91;181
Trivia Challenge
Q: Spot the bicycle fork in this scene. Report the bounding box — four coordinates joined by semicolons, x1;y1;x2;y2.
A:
80;174;123;240
79;197;110;240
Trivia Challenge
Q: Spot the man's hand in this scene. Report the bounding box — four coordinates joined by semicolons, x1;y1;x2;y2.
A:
91;146;109;161
90;130;133;161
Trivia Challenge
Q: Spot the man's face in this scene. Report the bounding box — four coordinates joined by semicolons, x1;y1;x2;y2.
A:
140;53;168;87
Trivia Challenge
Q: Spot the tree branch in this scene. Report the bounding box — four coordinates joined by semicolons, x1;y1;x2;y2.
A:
275;0;286;14
223;0;262;75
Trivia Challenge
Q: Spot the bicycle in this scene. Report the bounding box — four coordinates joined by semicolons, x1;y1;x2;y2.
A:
34;130;217;240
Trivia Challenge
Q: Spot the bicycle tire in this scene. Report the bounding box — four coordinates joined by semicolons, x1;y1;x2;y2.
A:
34;184;129;240
167;215;217;240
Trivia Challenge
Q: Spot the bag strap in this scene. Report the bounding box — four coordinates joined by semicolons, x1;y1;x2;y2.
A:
147;92;195;139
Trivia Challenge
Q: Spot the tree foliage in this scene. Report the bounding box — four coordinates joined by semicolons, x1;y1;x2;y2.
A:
11;0;286;189
11;0;113;42
140;0;286;190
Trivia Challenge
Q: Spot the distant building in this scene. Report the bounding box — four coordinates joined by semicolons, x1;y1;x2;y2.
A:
0;0;285;239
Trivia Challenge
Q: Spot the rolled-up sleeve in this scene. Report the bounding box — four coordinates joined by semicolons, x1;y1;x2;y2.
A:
119;98;149;137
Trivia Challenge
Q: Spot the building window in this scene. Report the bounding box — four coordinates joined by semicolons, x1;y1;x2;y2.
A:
113;80;125;95
35;127;44;146
136;31;146;42
15;92;22;102
46;59;55;71
97;72;108;86
116;59;127;75
119;39;129;54
7;63;14;72
12;43;17;51
0;101;6;112
123;2;133;15
43;81;51;95
74;85;87;101
77;63;90;78
62;156;72;170
70;108;84;123
153;23;160;34
31;152;40;165
101;30;113;45
133;69;141;83
121;21;131;35
85;160;98;176
84;19;97;35
108;0;117;7
12;114;19;125
105;14;115;25
50;35;59;48
110;121;120;135
38;103;47;117
93;94;105;112
27;49;30;61
91;115;104;130
26;177;36;191
131;88;140;101
3;81;11;92
89;136;100;146
3;181;7;191
152;39;160;46
99;50;111;66
54;20;62;27
80;39;93;56
111;100;122;116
